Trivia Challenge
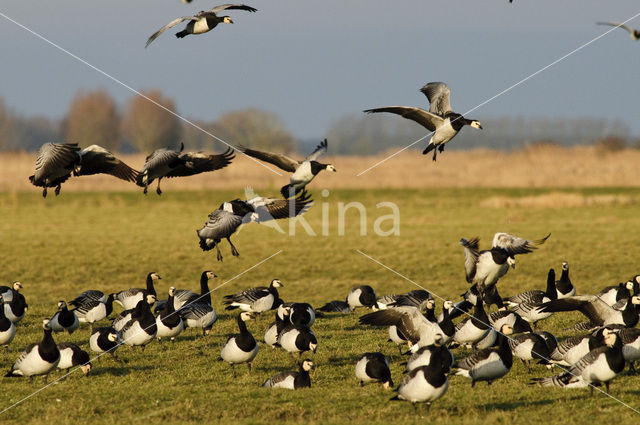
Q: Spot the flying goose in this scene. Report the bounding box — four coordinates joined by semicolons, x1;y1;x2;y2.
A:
355;352;393;388
597;21;640;41
262;359;314;390
0;295;16;349
1;281;27;323
146;4;258;48
461;232;550;292
359;305;444;349
89;327;121;358
136;144;234;194
5;320;60;383
56;343;91;376
534;294;640;328
115;272;161;310
220;312;259;376
239;139;336;198
454;324;514;387
555;262;575;299
197;190;312;261
224;279;283;313
364;82;482;161
29;143;139;197
72;293;116;334
156;287;185;343
532;329;625;393
49;301;79;334
391;361;450;412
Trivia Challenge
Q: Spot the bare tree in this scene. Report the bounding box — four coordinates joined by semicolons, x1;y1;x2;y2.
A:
213;108;296;151
64;89;120;150
122;90;181;153
0;97;10;150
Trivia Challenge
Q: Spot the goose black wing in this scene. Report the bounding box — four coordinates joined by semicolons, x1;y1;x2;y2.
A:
363;106;442;132
77;145;139;182
165;148;234;178
237;146;299;172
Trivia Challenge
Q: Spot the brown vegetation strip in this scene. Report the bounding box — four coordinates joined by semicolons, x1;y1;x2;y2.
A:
2;145;640;192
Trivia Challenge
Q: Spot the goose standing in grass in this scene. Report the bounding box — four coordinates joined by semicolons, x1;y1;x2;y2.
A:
197;190;312;261
460;232;550;293
146;4;258;48
120;298;158;351
173;271;217;311
136;144;234;194
115;272;161;310
265;306;291;348
239;139;336;198
287;303;316;328
405;337;454;373
355;352;393;388
548;330;606;367
555;262;575;299
597;21;640;41
360;306;444;349
179;294;218;336
453;297;491;347
220;312;258;376
532;329;625;393
534;294;640;328
223;279;283;313
89;327;120;358
508;332;553;371
56;343;91;376
156;287;185;344
112;294;156;332
262;359;314;389
454;324;514;387
72;293;116;334
347;285;378;310
277;324;318;361
0;295;16;349
507;269;558;328
391;360;450;412
597;280;634;307
28;143;139;197
49;301;79;335
1;281;27;323
616;327;640;371
364;82;482;161
5;320;60;383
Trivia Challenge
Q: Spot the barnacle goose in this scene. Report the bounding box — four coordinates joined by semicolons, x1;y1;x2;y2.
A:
391;361;449;412
508;332;553;371
239;139;336;198
89;327;121;358
156;287;185;343
376;294;399;310
488;310;532;334
405;336;454;373
555;262;575;299
616;327;640;371
265;306;291;348
1;281;27;323
161;270;217;312
57;343;91;376
360;305;444;350
454;324;514;387
317;300;351;314
548;330;606;367
364;82;483;161
597;280;634;307
179;283;218;335
287;303;316;328
136;144;234;194
597;21;640;41
146;5;258;48
197;191;312;261
70;290;106;307
347;285;378;310
262;359;314;389
534;294;640;328
277;324;318;361
389;290;433;310
5;320;60;383
460;233;550;293
72;293;115;334
453;296;491;346
355;352;393;388
224;279;283;313
113;294;157;332
532;329;625;393
115;272;161;310
120;298;158;351
220;312;259;375
49;301;79;334
461;284;504;310
0;295;16;349
508;269;558;328
28;143;139;197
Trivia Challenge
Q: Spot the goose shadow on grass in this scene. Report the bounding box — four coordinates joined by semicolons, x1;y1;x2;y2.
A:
87;364;155;377
478;398;557;411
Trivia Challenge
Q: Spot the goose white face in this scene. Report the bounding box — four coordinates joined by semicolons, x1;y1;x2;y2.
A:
326;164;337;172
43;319;51;329
470;120;483;130
562;262;569;270
309;342;318;353
146;294;157;304
626;281;634;290
151;272;161;281
426;299;435;310
108;332;119;343
301;359;314;371
169;287;176;296
13;281;22;291
223;16;233;24
604;331;617;347
501;324;514;335
80;363;92;376
206;271;217;279
272;279;283;288
240;312;254;321
443;300;453;310
507;257;516;269
632;295;640;305
57;300;65;309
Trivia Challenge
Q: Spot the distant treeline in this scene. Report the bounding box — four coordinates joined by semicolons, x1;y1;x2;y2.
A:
0;90;635;154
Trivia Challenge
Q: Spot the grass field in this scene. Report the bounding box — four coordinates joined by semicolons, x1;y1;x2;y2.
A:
1;187;640;424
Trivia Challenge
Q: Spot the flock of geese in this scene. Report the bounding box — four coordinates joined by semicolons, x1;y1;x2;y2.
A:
4;231;640;411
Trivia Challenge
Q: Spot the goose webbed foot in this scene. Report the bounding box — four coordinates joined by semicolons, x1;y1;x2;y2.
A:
438;144;445;153
432;150;437;161
42;188;47;198
227;238;240;257
143;186;148;195
214;243;223;262
55;185;61;196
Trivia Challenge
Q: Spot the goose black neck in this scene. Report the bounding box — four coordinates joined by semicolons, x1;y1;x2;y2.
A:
105;294;115;315
39;328;59;362
237;315;249;334
166;295;176;314
424;308;436;322
146;274;157;297
496;332;513;367
545;269;557;299
200;273;212;305
472;297;489;328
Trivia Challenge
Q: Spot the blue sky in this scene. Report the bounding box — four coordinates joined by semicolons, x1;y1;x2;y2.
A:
1;0;639;141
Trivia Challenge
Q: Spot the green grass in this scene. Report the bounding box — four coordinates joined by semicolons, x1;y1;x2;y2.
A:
1;188;640;424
